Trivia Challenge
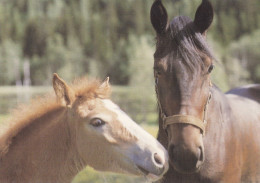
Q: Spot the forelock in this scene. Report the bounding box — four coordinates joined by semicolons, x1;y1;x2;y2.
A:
168;16;215;72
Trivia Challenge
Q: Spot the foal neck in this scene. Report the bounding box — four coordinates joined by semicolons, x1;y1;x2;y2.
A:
0;107;84;183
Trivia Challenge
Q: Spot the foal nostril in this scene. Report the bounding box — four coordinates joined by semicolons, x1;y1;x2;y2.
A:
153;153;163;166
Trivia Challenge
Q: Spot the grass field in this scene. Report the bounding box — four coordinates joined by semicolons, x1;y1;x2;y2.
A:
0;114;9;122
0;86;159;183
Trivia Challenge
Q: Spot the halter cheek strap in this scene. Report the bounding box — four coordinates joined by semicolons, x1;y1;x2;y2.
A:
156;80;212;136
161;91;211;136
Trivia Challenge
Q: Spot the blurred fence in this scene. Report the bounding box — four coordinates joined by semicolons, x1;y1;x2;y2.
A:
0;86;158;125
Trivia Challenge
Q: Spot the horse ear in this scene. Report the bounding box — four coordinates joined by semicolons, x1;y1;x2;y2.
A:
52;73;75;107
194;0;214;34
150;0;168;34
100;77;110;90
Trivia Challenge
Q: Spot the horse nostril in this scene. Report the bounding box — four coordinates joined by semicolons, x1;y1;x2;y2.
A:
196;147;204;169
198;146;204;161
153;153;163;166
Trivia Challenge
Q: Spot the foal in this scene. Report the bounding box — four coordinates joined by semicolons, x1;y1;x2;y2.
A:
0;74;168;183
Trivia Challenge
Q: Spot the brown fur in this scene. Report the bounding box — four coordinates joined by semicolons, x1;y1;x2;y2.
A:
0;77;111;183
0;77;110;158
150;0;260;182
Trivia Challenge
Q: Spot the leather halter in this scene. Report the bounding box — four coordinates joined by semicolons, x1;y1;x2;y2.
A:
155;81;212;136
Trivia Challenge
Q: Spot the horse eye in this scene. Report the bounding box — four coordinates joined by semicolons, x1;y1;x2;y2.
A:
90;118;105;127
155;77;158;84
156;70;162;75
208;65;214;73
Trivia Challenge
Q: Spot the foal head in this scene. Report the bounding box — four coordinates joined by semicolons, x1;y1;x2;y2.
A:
150;0;214;173
52;74;168;181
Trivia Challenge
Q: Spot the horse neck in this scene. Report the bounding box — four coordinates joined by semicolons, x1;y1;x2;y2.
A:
210;86;260;180
206;86;232;135
0;107;84;182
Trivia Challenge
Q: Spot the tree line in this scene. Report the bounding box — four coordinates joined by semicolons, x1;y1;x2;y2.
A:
0;0;259;87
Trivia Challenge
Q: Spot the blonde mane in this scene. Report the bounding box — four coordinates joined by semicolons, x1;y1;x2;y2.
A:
0;77;110;157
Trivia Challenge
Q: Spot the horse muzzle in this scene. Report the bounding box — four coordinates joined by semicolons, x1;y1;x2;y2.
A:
164;115;206;174
169;143;204;174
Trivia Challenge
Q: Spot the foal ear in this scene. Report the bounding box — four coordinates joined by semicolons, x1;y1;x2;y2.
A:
100;77;110;90
194;0;214;34
52;73;75;107
150;0;168;34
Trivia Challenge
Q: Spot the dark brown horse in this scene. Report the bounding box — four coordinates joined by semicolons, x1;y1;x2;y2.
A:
150;0;260;182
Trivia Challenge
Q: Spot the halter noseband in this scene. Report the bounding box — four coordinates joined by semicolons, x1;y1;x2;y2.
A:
156;82;212;136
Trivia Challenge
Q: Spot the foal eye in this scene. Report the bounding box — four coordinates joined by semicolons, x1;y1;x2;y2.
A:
90;118;105;127
208;65;214;73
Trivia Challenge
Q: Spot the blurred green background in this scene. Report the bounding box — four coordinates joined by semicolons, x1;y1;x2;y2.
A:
0;0;260;182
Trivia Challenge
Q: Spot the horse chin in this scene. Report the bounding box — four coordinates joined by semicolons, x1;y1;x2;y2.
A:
170;161;201;174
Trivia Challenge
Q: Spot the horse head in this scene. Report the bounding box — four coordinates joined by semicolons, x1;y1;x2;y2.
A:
150;0;214;173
